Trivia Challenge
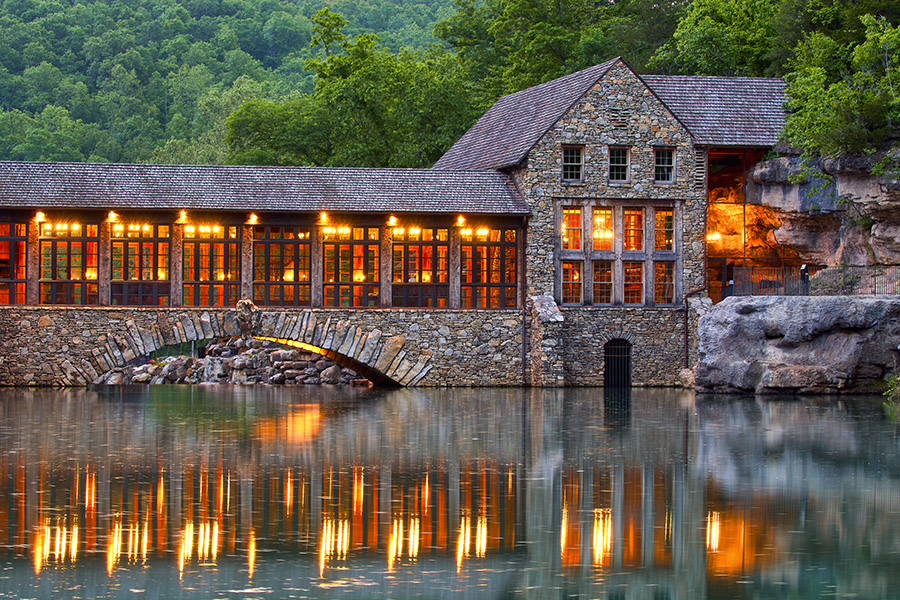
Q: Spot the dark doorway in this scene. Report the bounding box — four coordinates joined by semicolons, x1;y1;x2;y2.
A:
603;338;632;388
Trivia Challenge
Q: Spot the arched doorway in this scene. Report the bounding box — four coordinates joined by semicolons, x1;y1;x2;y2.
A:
603;338;632;388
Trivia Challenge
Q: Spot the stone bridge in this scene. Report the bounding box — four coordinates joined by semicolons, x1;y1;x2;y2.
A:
0;305;528;387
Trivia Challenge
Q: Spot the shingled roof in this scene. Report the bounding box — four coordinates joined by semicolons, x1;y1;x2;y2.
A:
0;162;529;215
433;59;786;170
640;75;786;147
433;58;620;170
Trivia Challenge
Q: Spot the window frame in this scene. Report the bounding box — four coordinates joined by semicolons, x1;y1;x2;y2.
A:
323;226;380;308
0;222;27;305
654;148;676;184
252;225;311;307
110;223;171;306
182;224;241;307
562;145;584;183
608;146;630;183
392;227;450;308
39;222;100;305
561;260;582;305
460;228;518;309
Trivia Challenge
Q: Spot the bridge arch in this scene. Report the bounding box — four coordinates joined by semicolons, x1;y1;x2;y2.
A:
83;308;430;387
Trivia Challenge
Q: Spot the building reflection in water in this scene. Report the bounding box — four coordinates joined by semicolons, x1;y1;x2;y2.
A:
0;386;897;599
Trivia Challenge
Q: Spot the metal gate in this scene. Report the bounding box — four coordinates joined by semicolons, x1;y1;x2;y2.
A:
603;338;632;388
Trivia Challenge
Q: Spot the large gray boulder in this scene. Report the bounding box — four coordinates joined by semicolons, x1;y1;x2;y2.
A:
696;296;900;394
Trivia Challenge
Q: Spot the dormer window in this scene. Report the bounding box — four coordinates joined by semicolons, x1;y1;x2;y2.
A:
609;147;629;183
562;145;583;182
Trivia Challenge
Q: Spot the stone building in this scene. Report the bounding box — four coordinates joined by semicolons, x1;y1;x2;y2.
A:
0;57;786;387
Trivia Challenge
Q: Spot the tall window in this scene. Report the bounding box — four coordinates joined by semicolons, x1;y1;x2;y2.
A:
654;148;675;183
655;261;675;304
183;224;240;306
593;261;613;304
562;145;583;182
323;227;380;307
623;262;643;305
111;223;170;306
0;223;26;304
39;222;99;305
392;227;449;307
593;208;613;251
624;209;644;252
561;208;582;250
253;226;311;307
609;147;629;182
654;209;674;251
461;228;517;308
561;261;582;304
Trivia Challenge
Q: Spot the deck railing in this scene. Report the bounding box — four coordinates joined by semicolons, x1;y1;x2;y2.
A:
728;265;900;297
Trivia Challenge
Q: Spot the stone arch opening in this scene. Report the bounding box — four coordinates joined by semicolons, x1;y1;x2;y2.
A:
603;338;632;388
255;337;400;386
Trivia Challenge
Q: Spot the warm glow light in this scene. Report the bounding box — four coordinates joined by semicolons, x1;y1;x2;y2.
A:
178;210;188;224
388;215;398;226
35;211;46;223
248;529;256;580
319;516;350;576
85;268;98;280
107;520;122;575
284;270;294;282
461;228;473;238
107;211;119;223
706;232;722;242
422;273;431;282
353;467;364;516
456;215;466;227
185;225;196;235
475;512;487;558
319;211;328;224
248;213;258;225
476;228;489;237
456;514;471;573
409;227;421;236
592;508;612;567
353;271;365;282
409;517;420;560
706;511;720;552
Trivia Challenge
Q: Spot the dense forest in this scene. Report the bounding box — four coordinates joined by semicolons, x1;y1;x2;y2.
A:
0;0;897;166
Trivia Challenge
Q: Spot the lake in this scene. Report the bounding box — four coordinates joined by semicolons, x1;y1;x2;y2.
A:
0;385;897;599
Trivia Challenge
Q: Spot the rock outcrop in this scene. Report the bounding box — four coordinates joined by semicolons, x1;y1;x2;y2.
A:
696;296;900;394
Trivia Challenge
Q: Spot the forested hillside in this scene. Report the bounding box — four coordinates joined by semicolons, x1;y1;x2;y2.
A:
0;0;897;166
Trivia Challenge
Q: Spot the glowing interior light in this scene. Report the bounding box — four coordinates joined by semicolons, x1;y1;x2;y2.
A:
388;215;397;226
409;227;421;236
706;232;722;242
178;210;188;223
248;213;258;225
456;215;466;227
319;211;328;224
35;211;46;222
107;211;118;222
706;511;720;552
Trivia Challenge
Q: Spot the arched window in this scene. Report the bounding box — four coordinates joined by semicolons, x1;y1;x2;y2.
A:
603;338;632;388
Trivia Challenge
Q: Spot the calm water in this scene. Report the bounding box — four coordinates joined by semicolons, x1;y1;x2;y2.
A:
0;386;897;599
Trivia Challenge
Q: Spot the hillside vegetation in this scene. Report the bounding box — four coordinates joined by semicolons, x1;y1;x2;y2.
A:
0;0;897;166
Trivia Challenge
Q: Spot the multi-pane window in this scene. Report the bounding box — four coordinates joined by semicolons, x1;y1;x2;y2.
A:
562;146;583;182
323;227;380;307
654;148;675;183
624;209;644;252
655;261;675;304
654;209;674;251
253;226;311;307
460;228;517;308
562;208;582;250
183;224;240;307
592;208;613;251
593;261;613;305
561;261;582;304
392;227;449;307
623;262;643;305
39;222;100;305
0;223;26;304
111;223;170;306
609;147;629;182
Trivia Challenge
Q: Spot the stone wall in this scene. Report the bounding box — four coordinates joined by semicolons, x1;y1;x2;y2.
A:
696;296;900;394
0;306;527;387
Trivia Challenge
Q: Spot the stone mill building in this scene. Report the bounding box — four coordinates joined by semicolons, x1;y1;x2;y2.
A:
0;57;787;387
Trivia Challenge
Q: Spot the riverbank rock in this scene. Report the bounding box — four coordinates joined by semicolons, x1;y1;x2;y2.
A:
696;296;900;394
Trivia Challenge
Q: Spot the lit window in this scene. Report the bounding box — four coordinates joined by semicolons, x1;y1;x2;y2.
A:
655;261;675;304
253;226;311;307
624;262;643;305
562;261;582;305
562;208;581;250
111;224;170;306
655;148;675;183
592;208;613;251
609;147;629;182
392;227;449;307
654;209;674;251
461;228;517;308
562;146;583;182
39;222;100;305
182;225;240;307
593;261;613;305
624;209;643;252
0;223;27;305
323;227;380;307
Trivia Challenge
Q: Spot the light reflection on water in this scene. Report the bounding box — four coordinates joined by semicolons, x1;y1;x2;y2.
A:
0;385;897;599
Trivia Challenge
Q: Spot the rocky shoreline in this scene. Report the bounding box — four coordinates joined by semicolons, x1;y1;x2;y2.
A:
98;338;368;386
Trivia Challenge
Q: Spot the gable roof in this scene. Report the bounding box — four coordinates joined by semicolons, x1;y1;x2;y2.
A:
640;75;786;147
433;58;620;170
0;161;529;215
433;60;787;170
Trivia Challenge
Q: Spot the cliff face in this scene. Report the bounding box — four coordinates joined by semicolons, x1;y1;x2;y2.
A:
745;156;900;266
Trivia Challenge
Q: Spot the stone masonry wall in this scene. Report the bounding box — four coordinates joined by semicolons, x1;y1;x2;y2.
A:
561;307;688;386
0;307;526;387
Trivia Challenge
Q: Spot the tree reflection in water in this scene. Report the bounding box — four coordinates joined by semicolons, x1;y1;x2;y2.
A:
0;386;896;599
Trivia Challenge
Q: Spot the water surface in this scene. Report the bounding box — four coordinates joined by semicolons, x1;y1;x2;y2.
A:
0;386;897;599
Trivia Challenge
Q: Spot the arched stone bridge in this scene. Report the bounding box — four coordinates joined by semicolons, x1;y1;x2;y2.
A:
0;305;528;387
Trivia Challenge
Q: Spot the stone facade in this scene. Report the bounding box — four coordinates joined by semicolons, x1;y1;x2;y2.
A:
0;306;525;387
